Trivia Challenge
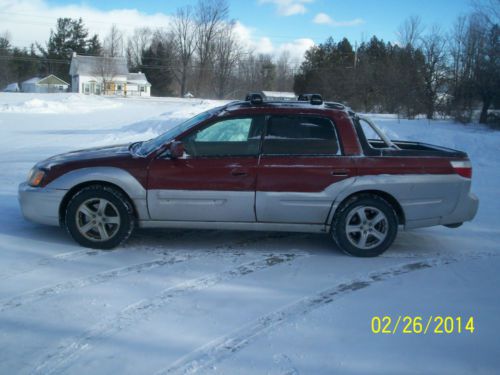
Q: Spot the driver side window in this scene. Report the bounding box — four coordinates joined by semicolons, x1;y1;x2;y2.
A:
182;116;264;157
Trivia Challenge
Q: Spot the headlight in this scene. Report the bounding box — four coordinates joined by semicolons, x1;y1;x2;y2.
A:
27;168;46;187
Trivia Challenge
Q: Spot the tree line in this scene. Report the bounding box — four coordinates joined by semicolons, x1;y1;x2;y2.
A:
0;0;498;125
296;6;499;125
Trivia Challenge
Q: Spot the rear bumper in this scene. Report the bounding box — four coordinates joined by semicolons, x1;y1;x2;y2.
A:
18;182;67;226
441;191;479;226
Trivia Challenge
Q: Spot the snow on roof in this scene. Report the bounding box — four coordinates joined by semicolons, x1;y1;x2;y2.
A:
261;91;296;99
126;72;151;85
22;77;41;85
3;83;20;92
70;54;129;76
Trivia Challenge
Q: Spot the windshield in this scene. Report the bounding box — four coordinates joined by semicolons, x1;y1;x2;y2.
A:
135;107;220;156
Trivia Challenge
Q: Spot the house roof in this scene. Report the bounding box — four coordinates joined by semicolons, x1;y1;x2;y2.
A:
37;74;69;86
3;82;20;92
70;54;129;76
126;72;151;85
21;75;69;86
22;77;41;85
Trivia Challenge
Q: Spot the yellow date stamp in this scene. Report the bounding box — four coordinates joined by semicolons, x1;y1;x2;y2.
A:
371;316;475;334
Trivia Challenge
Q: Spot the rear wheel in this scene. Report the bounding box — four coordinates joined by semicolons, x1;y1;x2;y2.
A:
332;194;398;257
65;185;134;249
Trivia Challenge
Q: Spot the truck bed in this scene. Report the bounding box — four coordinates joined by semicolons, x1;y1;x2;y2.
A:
367;140;467;158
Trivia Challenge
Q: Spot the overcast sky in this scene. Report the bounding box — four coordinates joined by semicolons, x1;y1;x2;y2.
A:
0;0;473;62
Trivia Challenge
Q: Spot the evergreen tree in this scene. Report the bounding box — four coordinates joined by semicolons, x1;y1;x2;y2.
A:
141;37;176;96
39;18;98;81
86;35;102;55
9;45;40;83
0;34;11;88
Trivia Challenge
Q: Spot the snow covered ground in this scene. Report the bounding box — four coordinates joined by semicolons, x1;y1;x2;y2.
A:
0;93;499;374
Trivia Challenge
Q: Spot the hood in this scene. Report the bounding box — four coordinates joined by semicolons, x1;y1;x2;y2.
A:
37;144;132;169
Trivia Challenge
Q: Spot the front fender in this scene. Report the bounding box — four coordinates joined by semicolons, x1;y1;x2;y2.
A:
47;167;149;220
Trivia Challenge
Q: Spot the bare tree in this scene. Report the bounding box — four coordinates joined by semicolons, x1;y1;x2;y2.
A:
172;6;197;96
421;25;448;119
472;0;500;25
194;0;229;96
275;50;295;92
93;56;120;95
126;27;152;70
213;21;242;98
397;15;424;47
104;24;124;57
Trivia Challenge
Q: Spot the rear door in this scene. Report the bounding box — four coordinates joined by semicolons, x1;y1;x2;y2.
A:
256;114;355;224
147;115;265;222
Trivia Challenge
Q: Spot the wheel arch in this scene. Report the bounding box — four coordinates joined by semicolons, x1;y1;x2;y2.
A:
332;189;405;226
58;181;139;226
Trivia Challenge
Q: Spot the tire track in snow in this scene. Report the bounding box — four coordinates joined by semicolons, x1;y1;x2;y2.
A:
0;231;301;312
0;229;199;281
0;253;191;313
155;257;457;375
32;251;308;375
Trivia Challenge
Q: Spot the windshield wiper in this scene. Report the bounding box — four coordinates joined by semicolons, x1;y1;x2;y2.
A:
128;141;144;155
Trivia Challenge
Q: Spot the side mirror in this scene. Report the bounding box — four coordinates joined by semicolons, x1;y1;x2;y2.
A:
169;141;185;159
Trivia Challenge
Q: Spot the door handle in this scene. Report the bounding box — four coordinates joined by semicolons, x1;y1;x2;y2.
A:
231;169;249;177
331;169;350;177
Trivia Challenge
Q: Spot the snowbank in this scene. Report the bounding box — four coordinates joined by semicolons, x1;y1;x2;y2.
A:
0;94;122;114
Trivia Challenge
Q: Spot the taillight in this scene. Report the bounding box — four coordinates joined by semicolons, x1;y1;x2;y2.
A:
450;160;472;179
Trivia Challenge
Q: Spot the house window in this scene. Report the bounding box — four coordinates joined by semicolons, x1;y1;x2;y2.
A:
117;84;122;91
83;83;90;94
58;85;64;91
140;86;145;92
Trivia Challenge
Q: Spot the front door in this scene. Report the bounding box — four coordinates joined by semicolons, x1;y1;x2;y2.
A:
147;116;265;222
256;114;355;224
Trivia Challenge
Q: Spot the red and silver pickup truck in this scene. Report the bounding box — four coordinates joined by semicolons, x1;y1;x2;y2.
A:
18;94;478;257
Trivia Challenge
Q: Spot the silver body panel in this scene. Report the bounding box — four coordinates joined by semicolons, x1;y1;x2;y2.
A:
19;167;478;233
327;174;478;229
147;190;255;222
18;182;66;226
256;178;355;224
139;220;326;233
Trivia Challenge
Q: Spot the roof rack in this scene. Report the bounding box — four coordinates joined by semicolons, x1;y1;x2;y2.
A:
324;101;346;110
297;93;323;105
244;92;264;105
243;92;331;107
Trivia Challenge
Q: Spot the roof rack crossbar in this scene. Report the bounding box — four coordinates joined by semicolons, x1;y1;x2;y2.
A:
298;93;323;105
245;92;264;105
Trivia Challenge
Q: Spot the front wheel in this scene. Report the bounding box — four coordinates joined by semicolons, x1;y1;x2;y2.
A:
332;194;398;257
65;185;135;249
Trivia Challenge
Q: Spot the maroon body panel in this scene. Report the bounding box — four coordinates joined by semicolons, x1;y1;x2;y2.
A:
256;156;356;192
148;156;259;191
39;147;150;188
355;156;456;176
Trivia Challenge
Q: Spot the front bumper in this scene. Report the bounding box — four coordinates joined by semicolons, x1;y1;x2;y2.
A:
18;182;67;226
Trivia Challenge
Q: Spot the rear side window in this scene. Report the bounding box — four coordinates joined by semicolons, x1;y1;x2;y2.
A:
263;115;340;155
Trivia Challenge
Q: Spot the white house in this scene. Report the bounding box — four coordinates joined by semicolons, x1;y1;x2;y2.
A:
69;53;151;96
20;75;69;93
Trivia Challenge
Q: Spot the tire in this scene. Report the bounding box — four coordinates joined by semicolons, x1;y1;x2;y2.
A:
65;185;135;249
332;194;398;257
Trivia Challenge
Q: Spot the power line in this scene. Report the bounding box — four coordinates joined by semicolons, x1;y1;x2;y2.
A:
0;10;334;42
